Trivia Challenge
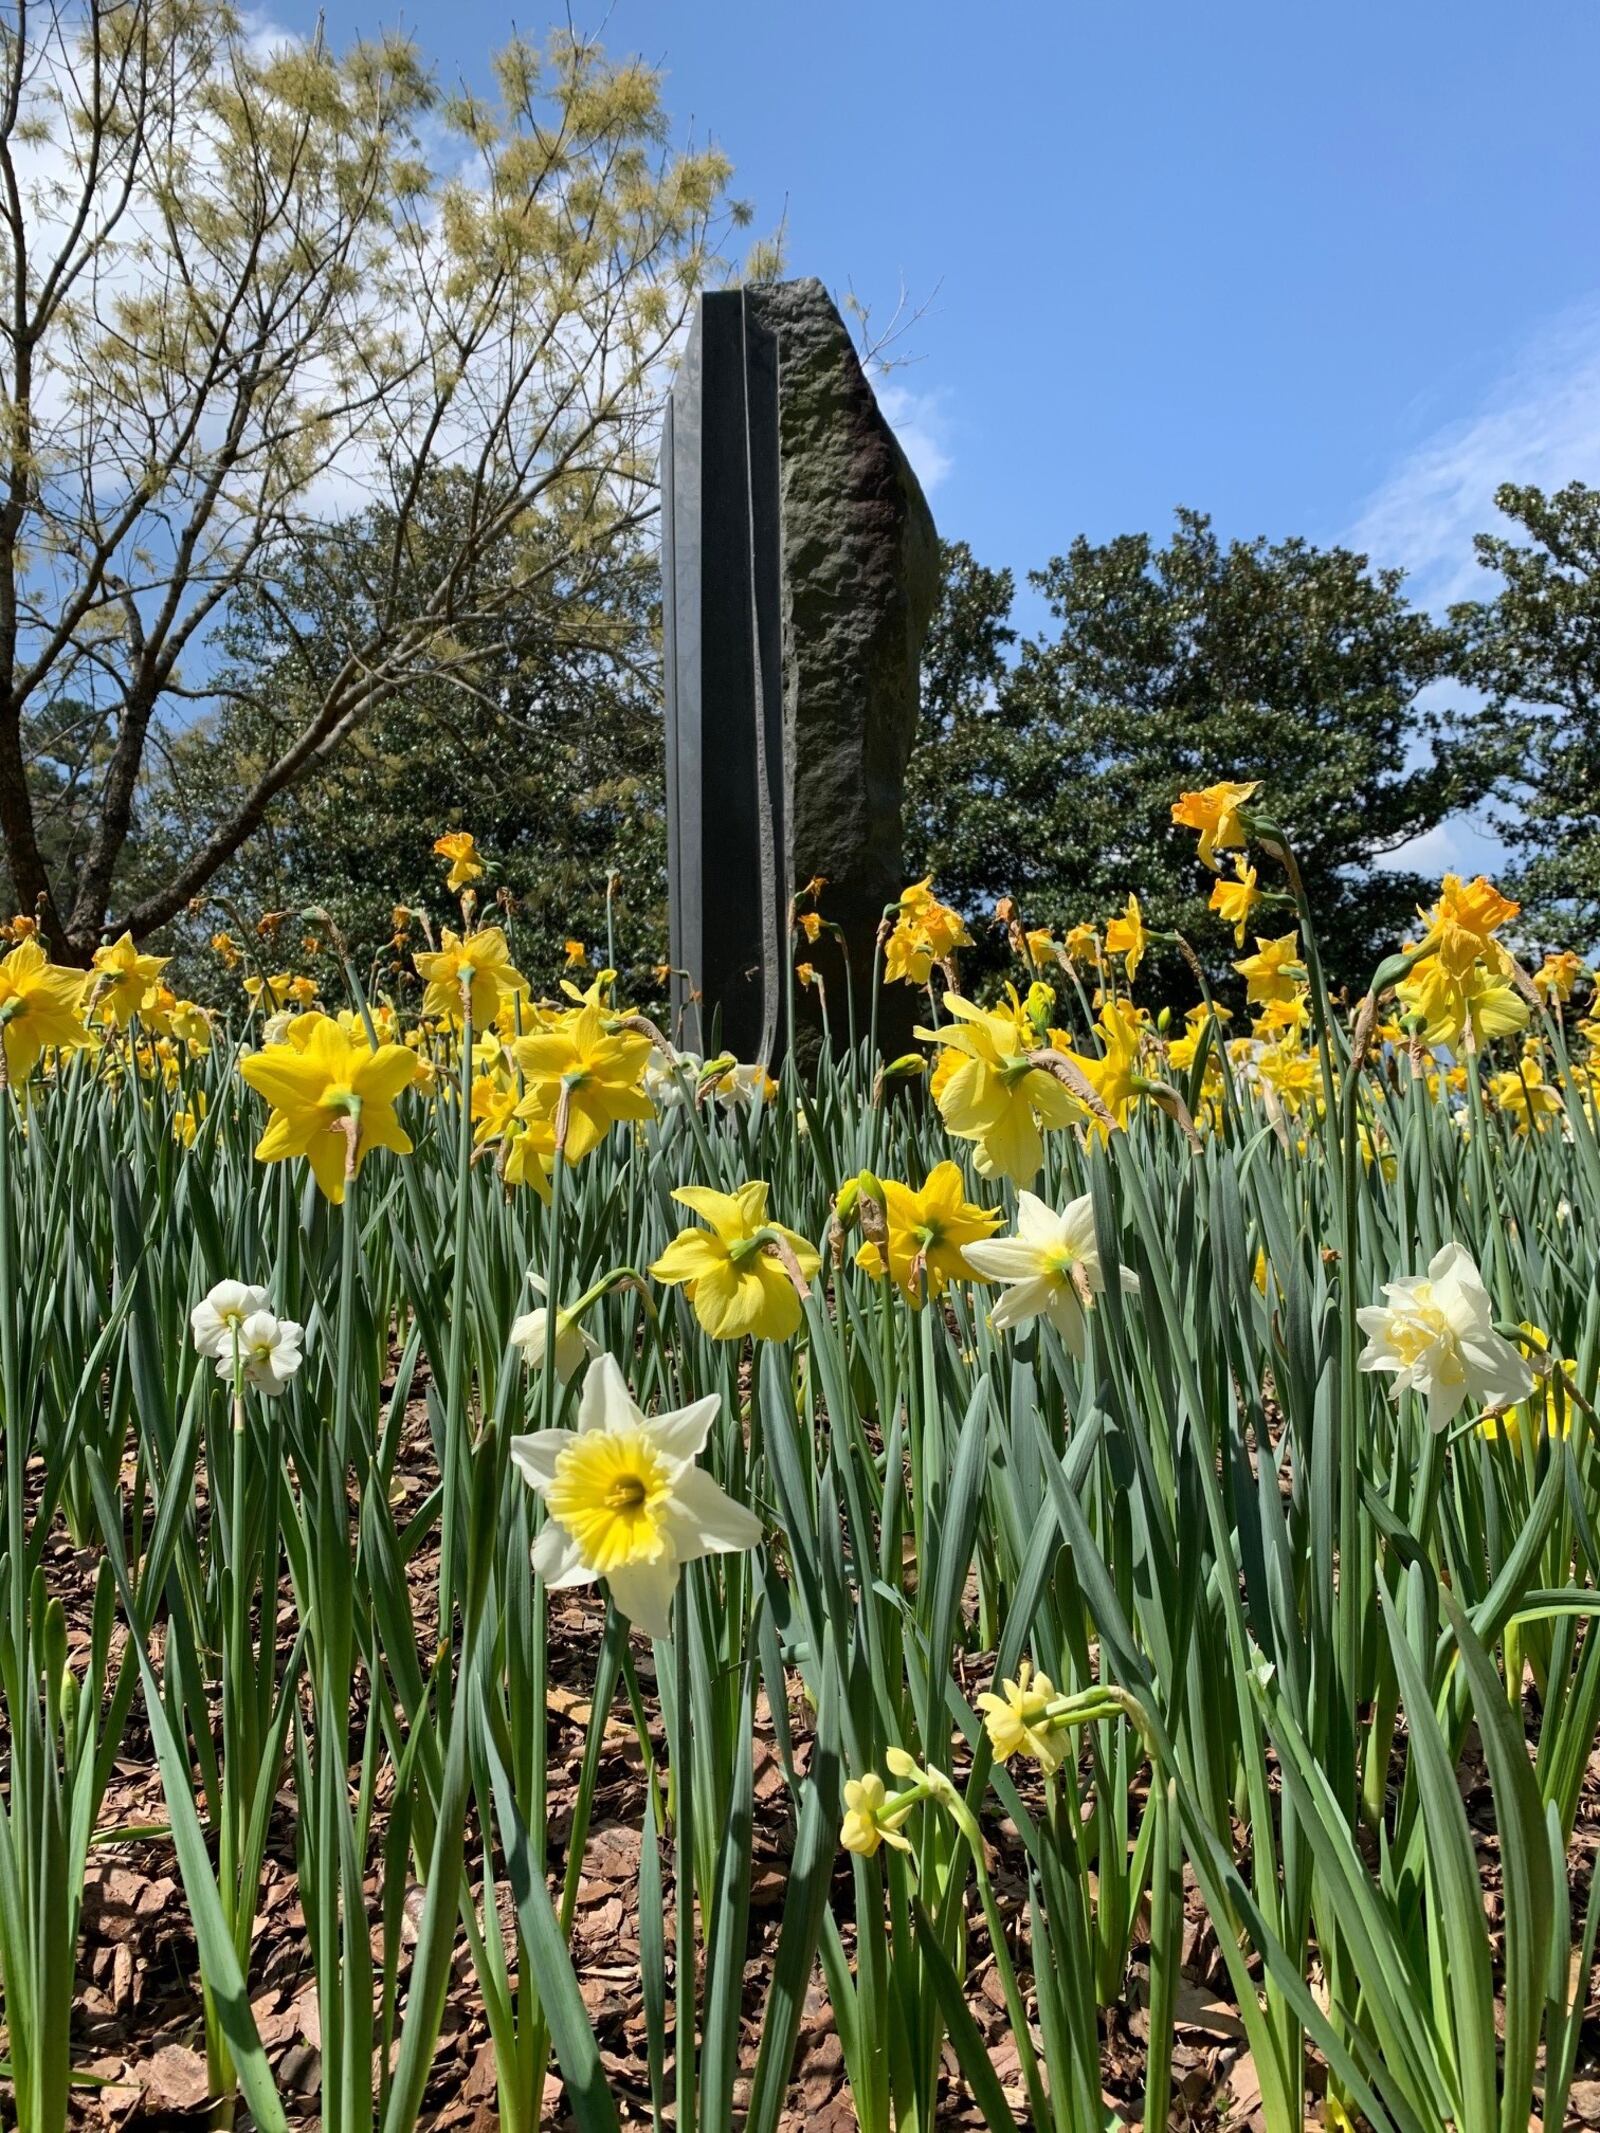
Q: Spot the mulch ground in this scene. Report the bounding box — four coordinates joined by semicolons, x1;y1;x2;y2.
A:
23;1379;1600;2131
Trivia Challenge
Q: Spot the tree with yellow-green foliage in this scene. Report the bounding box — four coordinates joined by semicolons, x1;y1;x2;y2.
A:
0;3;752;961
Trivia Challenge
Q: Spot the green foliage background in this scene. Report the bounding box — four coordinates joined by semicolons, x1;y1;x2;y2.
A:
100;481;1600;1012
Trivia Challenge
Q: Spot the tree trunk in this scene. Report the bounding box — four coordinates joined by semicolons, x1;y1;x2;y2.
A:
0;698;73;960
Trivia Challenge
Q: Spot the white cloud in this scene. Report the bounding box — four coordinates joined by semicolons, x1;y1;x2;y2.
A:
873;376;953;494
1372;817;1506;879
1351;298;1600;609
1349;304;1600;881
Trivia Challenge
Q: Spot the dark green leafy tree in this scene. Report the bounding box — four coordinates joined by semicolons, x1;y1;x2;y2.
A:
912;514;1483;995
1451;481;1600;952
159;477;667;1005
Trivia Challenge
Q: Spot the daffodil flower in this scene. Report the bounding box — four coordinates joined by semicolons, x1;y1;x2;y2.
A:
976;1661;1068;1774
854;1161;1001;1304
90;931;169;1030
1209;857;1262;946
413;925;526;1028
513;1002;655;1162
433;830;484;891
922;992;1078;1185
961;1189;1135;1353
1171;779;1260;870
650;1181;820;1341
509;1353;762;1639
238;1011;421;1203
1103;892;1147;980
0;937;89;1081
1396;957;1528;1050
839;1772;919;1857
191;1280;272;1358
1357;1241;1534;1433
1234;931;1304;1007
510;1296;600;1381
1418;873;1520;978
226;1310;304;1397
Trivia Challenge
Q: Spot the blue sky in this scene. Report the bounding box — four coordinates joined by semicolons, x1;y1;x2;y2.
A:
281;0;1600;872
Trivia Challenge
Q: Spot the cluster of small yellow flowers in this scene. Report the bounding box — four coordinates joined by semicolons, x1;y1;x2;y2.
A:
977;1660;1071;1775
883;877;972;988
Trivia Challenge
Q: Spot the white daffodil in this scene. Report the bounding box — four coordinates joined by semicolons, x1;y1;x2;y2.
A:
704;1055;777;1112
217;1308;304;1397
960;1190;1136;1355
510;1302;599;1383
509;1352;762;1639
1357;1241;1533;1433
643;1050;702;1110
190;1279;271;1360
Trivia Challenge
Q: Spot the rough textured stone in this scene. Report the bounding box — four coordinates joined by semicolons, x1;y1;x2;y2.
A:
749;277;939;1054
660;279;937;1062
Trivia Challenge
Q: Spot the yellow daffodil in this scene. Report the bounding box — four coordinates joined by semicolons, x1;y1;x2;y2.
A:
169;1000;212;1051
649;1181;820;1341
840;1772;918;1857
1103;892;1147;980
898;877;970;957
1488;1054;1563;1135
512;1003;654;1164
883;879;971;987
1418;873;1520;978
1025;926;1056;968
173;1093;207;1147
239;1010;421;1203
1061;998;1144;1135
563;938;588;970
1396;957;1528;1050
434;830;484;891
90;931;169;1030
1481;1325;1578;1445
1257;1036;1319;1114
1533;950;1585;1005
1209;857;1262;947
976;1660;1067;1774
1252;990;1310;1038
1063;922;1099;965
413;925;526;1029
1171;778;1259;870
0;937;89;1082
922;991;1079;1184
883;915;936;986
1234;931;1303;1007
854;1160;1001;1303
